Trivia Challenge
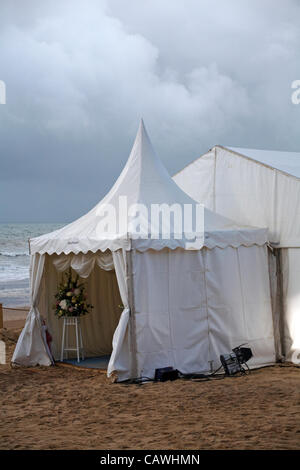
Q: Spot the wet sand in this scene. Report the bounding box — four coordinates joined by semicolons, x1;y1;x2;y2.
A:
0;326;299;450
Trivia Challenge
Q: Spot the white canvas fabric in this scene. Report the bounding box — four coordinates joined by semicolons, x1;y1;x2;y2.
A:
132;246;275;378
29;124;268;255
13;126;275;377
174;145;300;247
12;254;52;366
282;248;300;360
107;250;131;380
173;145;300;362
228;147;300;179
51;251;114;277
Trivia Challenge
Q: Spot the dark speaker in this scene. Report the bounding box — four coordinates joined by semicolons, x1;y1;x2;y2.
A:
233;346;253;363
220;353;242;376
154;367;179;382
220;345;253;375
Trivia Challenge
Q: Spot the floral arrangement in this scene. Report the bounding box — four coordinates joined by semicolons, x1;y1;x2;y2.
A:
54;269;93;318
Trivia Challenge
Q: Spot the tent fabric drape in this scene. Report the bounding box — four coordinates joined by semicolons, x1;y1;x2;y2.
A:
107;250;131;381
12;254;52;366
12;251;123;367
51;251;114;278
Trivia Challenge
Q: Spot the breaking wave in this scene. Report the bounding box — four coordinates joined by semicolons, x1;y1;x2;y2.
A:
0;252;29;257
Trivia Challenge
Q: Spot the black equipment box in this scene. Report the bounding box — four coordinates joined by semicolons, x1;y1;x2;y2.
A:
154;367;179;382
220;345;253;376
233;346;253;363
220;353;242;376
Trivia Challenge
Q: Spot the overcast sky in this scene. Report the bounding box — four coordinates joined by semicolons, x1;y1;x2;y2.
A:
0;0;299;222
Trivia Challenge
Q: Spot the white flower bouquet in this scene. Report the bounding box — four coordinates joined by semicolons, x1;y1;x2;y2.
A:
54;269;93;318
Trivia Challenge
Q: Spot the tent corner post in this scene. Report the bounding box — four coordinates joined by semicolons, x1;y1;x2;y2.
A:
126;249;138;380
274;247;286;361
0;303;3;329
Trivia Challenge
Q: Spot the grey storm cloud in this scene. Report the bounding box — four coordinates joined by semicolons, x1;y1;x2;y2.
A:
0;0;299;222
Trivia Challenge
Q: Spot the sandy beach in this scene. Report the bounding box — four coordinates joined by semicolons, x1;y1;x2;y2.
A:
2;306;29;329
0;324;299;450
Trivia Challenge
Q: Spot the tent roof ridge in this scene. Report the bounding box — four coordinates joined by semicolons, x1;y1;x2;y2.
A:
215;145;300;181
173;145;300;181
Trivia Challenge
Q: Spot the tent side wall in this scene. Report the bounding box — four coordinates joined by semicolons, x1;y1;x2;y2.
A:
173;146;300;361
174;146;300;246
12;245;275;377
213;147;300;246
131;246;275;379
212;148;300;361
282;248;300;360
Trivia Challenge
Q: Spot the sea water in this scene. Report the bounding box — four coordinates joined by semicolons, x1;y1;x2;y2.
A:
0;223;63;307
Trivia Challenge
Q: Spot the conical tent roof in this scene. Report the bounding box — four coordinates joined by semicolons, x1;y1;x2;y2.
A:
30;120;268;255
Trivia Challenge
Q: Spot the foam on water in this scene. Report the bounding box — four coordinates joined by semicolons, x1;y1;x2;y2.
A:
0;251;29;257
0;223;64;306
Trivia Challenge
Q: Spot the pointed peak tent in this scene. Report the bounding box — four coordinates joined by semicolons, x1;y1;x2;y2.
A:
12;123;275;379
30;121;268;255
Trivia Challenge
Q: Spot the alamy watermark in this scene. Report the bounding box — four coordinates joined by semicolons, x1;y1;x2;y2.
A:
291;80;300;105
0;80;6;104
95;196;205;249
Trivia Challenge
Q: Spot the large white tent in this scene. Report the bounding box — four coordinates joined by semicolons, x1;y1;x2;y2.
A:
13;127;276;380
174;145;300;363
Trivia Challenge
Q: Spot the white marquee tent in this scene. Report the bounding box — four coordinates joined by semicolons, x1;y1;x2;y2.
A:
13;127;276;380
174;145;300;362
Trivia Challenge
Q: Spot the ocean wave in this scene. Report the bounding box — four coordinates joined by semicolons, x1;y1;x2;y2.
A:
0;251;29;257
0;268;30;282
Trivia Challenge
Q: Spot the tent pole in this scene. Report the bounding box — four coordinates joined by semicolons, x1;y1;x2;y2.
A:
274;248;286;360
268;246;282;361
213;147;217;212
0;303;3;329
126;249;138;379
